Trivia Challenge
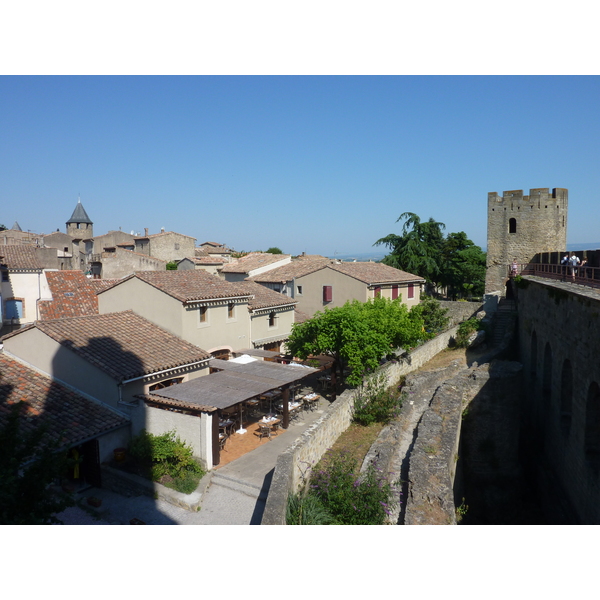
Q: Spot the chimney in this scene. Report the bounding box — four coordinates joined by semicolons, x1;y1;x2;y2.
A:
161;227;165;233
144;228;149;237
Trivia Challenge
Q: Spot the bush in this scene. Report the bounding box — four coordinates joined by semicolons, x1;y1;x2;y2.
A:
416;295;450;335
455;318;480;348
308;450;399;525
286;492;337;525
128;430;204;491
353;372;403;426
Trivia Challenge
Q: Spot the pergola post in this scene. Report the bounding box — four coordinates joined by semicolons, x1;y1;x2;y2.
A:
211;410;221;466
282;385;290;429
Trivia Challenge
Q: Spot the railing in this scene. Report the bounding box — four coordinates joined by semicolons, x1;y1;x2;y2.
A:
514;263;600;291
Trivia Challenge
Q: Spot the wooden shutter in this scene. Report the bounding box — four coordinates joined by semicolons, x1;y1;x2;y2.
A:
323;285;332;302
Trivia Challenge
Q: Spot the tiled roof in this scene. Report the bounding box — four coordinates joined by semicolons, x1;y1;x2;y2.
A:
327;261;425;284
294;308;312;323
183;256;226;265
0;245;43;271
107;270;253;303
248;256;330;283
88;279;122;293
38;271;99;320
3;311;211;382
0;353;129;449
135;231;196;240
232;281;296;311
220;252;291;274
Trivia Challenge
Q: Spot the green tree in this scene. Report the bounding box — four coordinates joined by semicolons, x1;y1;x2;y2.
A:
166;261;178;270
440;232;486;299
265;247;283;254
286;297;425;386
374;212;446;289
0;402;74;524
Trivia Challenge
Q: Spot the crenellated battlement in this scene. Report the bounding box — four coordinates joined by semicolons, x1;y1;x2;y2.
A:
486;186;568;293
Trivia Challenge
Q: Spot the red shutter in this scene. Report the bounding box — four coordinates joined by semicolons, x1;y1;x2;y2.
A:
323;285;332;302
407;284;414;299
391;285;398;300
374;286;381;298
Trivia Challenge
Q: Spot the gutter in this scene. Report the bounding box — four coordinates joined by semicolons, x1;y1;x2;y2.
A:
120;358;211;384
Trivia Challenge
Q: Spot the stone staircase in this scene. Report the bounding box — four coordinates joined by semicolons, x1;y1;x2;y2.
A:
491;298;517;347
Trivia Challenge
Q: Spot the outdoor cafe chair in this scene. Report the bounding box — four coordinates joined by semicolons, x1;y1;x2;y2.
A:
255;424;271;441
219;433;229;451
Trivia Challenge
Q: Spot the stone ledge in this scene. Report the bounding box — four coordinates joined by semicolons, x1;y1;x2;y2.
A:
100;464;212;512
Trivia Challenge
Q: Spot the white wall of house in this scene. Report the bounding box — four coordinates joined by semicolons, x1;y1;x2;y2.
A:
144;406;214;469
1;270;52;325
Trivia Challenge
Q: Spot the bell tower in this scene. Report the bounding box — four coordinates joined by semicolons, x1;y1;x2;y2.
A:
66;197;94;239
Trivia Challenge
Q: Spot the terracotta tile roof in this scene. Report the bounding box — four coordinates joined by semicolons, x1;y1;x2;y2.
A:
0;245;43;271
0;353;129;449
88;279;122;293
3;311;210;382
106;270;253;304
183;256;226;265
327;261;425;284
294;308;312;323
38;271;99;320
248;256;330;283
231;281;296;311
220;252;291;274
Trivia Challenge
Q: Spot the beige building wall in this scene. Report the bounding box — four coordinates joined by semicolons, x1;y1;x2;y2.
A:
250;305;295;348
293;267;368;316
180;300;251;353
97;248;166;279
98;278;184;338
365;281;422;309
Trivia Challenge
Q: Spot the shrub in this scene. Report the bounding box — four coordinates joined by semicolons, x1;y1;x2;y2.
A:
286;492;337;525
128;430;204;488
308;450;399;525
353;372;403;426
455;318;480;348
414;295;450;335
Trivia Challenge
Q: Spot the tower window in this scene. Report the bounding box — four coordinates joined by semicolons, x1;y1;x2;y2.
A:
509;218;517;234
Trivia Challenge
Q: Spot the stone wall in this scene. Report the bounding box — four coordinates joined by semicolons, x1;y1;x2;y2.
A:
486;187;568;293
439;300;483;327
261;324;461;525
403;360;524;525
516;276;600;523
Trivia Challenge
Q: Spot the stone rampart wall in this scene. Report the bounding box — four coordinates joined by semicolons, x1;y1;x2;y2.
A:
261;324;460;525
439;300;483;327
517;276;600;523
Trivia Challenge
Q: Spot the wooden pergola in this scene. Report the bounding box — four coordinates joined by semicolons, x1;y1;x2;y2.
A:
146;359;319;465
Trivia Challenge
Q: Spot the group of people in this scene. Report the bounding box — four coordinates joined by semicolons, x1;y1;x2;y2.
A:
561;252;588;282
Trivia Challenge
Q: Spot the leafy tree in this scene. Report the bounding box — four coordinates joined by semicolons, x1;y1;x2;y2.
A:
411;294;449;334
440;232;486;299
265;247;283;254
0;224;6;231
166;261;178;270
374;212;446;289
286;297;425;386
0;402;74;524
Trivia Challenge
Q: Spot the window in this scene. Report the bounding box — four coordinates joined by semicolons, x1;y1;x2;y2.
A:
199;306;207;323
297;285;303;295
228;303;234;319
268;312;277;327
509;218;517;234
5;299;23;319
391;285;399;300
374;286;381;298
1;270;8;282
323;285;332;303
407;284;414;299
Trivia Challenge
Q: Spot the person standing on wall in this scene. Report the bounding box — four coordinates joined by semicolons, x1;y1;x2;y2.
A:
569;252;580;282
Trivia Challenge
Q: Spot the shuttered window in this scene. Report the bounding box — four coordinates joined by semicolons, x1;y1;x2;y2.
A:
391;285;399;300
323;285;332;302
407;284;414;299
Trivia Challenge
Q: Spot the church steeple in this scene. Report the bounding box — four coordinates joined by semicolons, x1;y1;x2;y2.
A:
66;196;93;238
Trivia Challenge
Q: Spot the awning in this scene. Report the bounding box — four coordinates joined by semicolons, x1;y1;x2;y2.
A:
148;359;319;410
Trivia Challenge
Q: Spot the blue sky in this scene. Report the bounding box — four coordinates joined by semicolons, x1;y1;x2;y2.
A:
2;75;599;256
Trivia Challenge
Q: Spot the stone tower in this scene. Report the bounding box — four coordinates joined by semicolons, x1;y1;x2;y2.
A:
485;187;568;293
66;198;93;239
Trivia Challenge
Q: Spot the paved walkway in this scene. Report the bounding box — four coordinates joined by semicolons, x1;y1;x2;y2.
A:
56;400;329;525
